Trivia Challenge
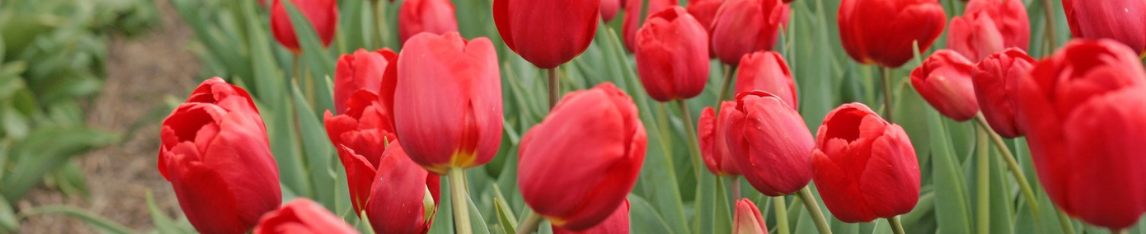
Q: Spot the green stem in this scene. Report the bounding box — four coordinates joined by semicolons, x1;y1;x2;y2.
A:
1043;0;1057;49
888;216;906;234
447;167;473;234
516;213;543;234
677;100;703;179
291;55;300;84
548;68;559;110
975;126;990;234
1113;229;1128;234
880;66;894;122
372;0;387;48
974;113;1039;215
715;65;736;108
1057;210;1077;234
773;195;790;234
796;187;833;234
730;177;741;202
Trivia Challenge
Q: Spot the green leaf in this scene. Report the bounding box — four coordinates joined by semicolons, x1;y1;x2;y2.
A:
1;127;118;201
146;190;189;234
52;161;89;198
629;194;676;234
492;184;518;234
466;192;492;234
0;196;16;232
428;175;455;234
290;82;338;210
928;107;972;234
18;206;133;234
281;0;335;115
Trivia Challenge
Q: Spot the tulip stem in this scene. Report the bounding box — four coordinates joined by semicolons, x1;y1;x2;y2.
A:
773;195;791;234
1113;229;1128;234
880;66;894;122
1042;0;1057;49
975;126;990;234
887;216;906;234
447;167;473;234
372;0;387;48
974;113;1039;215
730;177;740;203
517;213;543;234
715;65;736;108
796;187;833;234
548;68;559;110
1057;209;1077;234
676;100;704;179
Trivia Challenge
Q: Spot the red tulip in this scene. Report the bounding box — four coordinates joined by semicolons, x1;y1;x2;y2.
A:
725;91;814;196
732;199;768;234
270;0;338;53
394;32;503;174
686;0;723;35
734;51;798;109
551;200;631;234
811;103;919;223
1063;0;1146;54
947;12;1004;62
334;49;398;115
623;0;677;52
698;101;741;176
1017;39;1146;230
518;82;647;231
910;49;980;121
709;0;789;65
971;48;1033;138
493;0;599;69
366;141;441;234
635;6;710;102
964;0;1030;52
323;90;398;213
398;0;459;45
838;0;946;67
602;0;623;22
253;199;360;234
158;77;281;234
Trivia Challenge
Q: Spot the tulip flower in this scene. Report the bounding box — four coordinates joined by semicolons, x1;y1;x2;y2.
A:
686;0;723;35
710;0;789;65
601;0;623;22
811;103;920;223
910;49;980;121
323;90;398;213
732;199;768;234
333;49;398;115
518;82;647;231
253;199;360;234
394;32;503;174
493;0;599;69
838;0;946;68
158;77;281;234
366;141;441;234
725;91;814;196
971;48;1033;138
947;12;1005;62
623;0;677;52
734;51;798;109
1063;0;1146;54
634;6;710;102
270;0;338;53
398;0;459;45
698;101;740;176
1017;39;1146;230
963;0;1030;52
551;200;631;234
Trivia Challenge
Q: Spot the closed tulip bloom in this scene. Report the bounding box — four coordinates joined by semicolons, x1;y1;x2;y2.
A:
686;0;723;35
323;91;398;214
551;200;631;234
518;83;647;231
333;49;398;115
947;12;1005;62
366;141;441;234
635;6;710;102
398;0;459;45
710;0;789;65
623;0;677;52
811;103;919;223
158;77;281;234
270;0;338;53
601;0;622;22
732;199;768;234
698;101;740;176
972;48;1033;138
395;32;503;174
493;0;598;69
734;51;798;109
253;199;360;234
910;49;980;121
964;0;1030;51
838;0;946;68
1063;0;1146;54
1017;39;1146;230
725;91;814;196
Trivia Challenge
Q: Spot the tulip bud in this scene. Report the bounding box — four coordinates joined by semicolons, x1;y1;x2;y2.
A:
493;0;599;69
635;6;710;102
158;77;281;234
333;49;398;115
551;200;631;234
518;83;647;231
838;0;946;67
398;0;459;45
971;48;1033;138
623;0;677;52
1018;39;1146;230
910;49;980;121
686;0;723;36
601;0;623;22
1063;0;1146;54
270;0;338;53
947;12;1004;62
366;141;441;234
323;90;398;214
734;51;798;109
394;32;503;174
811;103;920;223
253;199;360;234
710;0;789;65
732;199;768;234
698;101;741;177
963;0;1030;52
725;91;814;196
